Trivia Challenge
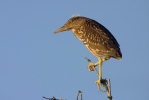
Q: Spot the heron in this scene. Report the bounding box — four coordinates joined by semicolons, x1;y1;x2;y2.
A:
54;16;122;89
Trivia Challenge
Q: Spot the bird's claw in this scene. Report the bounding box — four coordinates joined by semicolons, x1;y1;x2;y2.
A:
85;57;91;63
96;79;108;92
87;64;96;71
85;57;99;71
95;80;101;86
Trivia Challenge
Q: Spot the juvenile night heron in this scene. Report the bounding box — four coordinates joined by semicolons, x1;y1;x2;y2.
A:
54;16;122;88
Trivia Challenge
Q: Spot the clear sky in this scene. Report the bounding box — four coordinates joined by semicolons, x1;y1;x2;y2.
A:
0;0;149;100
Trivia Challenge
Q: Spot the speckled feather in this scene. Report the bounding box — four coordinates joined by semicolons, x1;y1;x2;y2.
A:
54;16;122;60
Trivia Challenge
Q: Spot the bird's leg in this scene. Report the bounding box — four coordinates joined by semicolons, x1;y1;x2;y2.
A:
96;57;110;92
95;57;103;89
85;57;110;91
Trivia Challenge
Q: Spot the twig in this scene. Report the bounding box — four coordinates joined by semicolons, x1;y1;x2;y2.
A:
42;96;58;100
81;93;83;100
42;96;65;100
107;79;112;100
76;90;83;100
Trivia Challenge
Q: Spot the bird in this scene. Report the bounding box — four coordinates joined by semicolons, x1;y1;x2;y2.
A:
54;16;122;88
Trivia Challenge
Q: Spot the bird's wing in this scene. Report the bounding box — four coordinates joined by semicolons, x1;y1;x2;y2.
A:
82;19;120;49
74;19;121;58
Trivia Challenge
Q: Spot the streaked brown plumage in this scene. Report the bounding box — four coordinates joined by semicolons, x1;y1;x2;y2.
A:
54;16;122;60
54;16;122;89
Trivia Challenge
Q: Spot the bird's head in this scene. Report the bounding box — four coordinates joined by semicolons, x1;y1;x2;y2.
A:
54;16;85;34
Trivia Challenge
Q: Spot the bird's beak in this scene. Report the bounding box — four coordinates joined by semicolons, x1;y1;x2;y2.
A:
54;26;69;34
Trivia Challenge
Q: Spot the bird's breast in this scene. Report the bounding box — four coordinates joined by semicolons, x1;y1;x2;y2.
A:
72;29;88;45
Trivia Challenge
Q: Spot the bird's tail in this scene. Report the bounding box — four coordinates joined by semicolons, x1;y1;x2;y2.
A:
116;49;122;60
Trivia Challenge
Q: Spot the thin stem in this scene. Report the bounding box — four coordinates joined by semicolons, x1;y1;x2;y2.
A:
92;67;99;76
107;79;112;100
76;93;79;100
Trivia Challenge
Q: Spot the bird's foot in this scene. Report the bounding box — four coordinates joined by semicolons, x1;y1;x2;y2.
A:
87;62;98;71
95;79;101;86
96;79;108;92
85;57;99;71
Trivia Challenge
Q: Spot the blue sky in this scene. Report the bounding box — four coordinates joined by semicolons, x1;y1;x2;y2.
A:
0;0;149;100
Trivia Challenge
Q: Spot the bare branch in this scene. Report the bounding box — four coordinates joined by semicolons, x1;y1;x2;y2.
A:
76;90;83;100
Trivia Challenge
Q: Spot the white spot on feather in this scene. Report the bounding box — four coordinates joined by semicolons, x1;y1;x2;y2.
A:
72;29;76;33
